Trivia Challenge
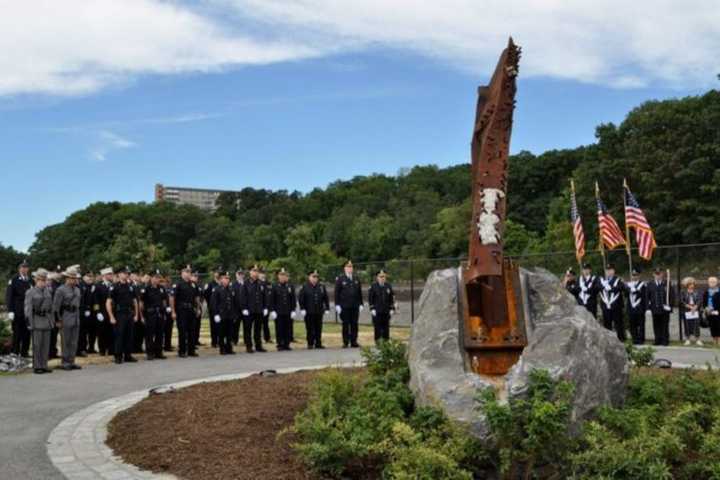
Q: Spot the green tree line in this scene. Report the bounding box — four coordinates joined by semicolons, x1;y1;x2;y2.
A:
14;89;720;276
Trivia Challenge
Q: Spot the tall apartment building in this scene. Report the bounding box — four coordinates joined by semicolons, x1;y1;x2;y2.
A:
154;184;236;211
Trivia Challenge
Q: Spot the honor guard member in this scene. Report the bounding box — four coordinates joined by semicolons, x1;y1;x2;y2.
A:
268;268;297;351
191;270;203;347
48;266;63;359
53;265;83;370
161;275;175;352
6;259;32;357
139;270;168;360
107;266;139;364
563;268;582;305
240;265;267;353
170;266;200;357
578;263;600;318
258;269;273;343
93;267;115;356
77;271;96;356
625;268;647;344
334;260;364;348
646;267;674;346
298;270;330;349
368;269;396;344
211;271;236;355
24;268;54;374
231;268;246;346
131;271;146;354
204;268;221;348
599;263;625;341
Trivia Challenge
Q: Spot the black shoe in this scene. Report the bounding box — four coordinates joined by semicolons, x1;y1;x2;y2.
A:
114;356;123;364
34;368;45;374
43;368;54;373
157;354;167;360
315;344;325;349
124;356;138;363
189;352;199;357
164;347;174;352
87;349;97;354
71;364;82;370
220;350;227;355
61;365;74;371
351;343;360;348
211;343;218;348
256;347;267;353
178;352;187;358
99;350;107;356
76;351;87;358
307;344;314;350
265;339;274;344
227;350;236;355
342;344;349;349
246;347;254;354
286;346;293;351
146;355;155;361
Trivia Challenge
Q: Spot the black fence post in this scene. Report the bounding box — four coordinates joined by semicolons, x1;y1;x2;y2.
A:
676;246;682;343
410;259;415;324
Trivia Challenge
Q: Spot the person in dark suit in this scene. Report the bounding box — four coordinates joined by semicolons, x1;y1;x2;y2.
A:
211;271;237;355
5;259;32;357
563;268;581;305
600;263;625;341
298;270;329;349
268;268;296;351
624;268;647;344
646;267;674;346
702;276;720;346
239;265;267;353
578;263;600;318
334;260;364;348
368;269;395;343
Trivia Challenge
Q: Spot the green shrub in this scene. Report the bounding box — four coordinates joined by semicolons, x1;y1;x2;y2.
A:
626;341;656;367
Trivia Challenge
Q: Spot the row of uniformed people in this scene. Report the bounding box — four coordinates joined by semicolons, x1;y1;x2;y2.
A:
563;263;676;346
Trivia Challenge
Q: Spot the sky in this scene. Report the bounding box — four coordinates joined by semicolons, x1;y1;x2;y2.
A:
1;1;718;252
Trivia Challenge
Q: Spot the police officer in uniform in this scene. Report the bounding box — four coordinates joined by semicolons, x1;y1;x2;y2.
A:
5;259;32;357
563;268;582;305
646;267;674;346
53;265;83;370
259;268;273;343
48;266;63;359
231;268;245;346
107;266;139;364
139;269;168;360
24;268;54;374
191;270;203;347
625;267;647;344
77;271;96;356
298;270;330;349
93;267;115;356
578;263;600;318
161;274;175;352
203;268;221;348
211;271;236;355
334;260;364;348
239;265;267;353
599;263;625;341
170;266;201;357
368;269;396;344
268;268;297;351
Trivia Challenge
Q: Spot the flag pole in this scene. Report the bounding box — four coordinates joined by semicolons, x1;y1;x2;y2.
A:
623;178;633;277
595;181;607;271
571;179;583;273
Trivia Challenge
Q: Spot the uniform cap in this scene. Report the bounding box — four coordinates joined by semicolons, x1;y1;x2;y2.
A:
582;263;592;270
18;259;29;268
220;271;231;277
376;269;387;276
631;267;641;275
152;269;163;277
32;268;49;279
605;263;615;270
117;265;131;274
344;260;353;268
566;268;576;276
100;267;113;275
235;267;245;274
308;269;319;276
182;265;192;273
62;265;82;279
277;267;289;275
250;264;259;272
654;267;664;274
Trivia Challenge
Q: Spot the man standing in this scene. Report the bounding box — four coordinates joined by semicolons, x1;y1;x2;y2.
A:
203;268;221;348
53;265;83;371
5;259;32;357
191;270;203;347
625;268;647;345
162;275;175;352
211;271;236;355
298;270;329;349
131;272;146;355
368;269;396;344
578;263;600;318
106;266;139;364
335;260;364;348
93;267;115;356
268;268;296;351
240;265;267;353
231;268;245;346
646;268;674;346
77;271;96;356
599;263;625;341
170;266;200;358
139;270;168;360
48;266;63;359
259;268;273;343
24;268;53;374
563;268;581;305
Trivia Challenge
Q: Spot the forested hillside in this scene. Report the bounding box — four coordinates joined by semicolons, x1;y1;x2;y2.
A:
18;89;720;275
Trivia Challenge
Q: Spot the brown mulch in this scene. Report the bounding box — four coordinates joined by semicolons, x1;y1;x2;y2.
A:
107;369;330;480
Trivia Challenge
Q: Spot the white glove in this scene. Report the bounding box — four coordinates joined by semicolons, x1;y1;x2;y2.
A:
263;308;268;316
97;313;104;322
359;305;364;312
390;309;395;316
214;315;221;324
335;305;342;314
8;312;14;321
166;307;172;313
371;309;377;317
242;309;249;316
270;311;277;321
324;310;330;315
300;309;307;318
290;311;296;319
663;305;671;312
84;310;91;318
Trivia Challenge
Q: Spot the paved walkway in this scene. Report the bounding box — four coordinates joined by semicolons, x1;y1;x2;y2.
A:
1;345;718;480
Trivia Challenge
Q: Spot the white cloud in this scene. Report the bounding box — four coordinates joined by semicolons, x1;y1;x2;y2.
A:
1;0;718;97
89;131;136;162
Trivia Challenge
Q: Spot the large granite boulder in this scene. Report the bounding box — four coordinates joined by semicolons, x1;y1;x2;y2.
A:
408;267;628;438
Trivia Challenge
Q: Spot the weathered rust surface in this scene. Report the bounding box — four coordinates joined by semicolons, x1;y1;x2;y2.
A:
462;38;527;376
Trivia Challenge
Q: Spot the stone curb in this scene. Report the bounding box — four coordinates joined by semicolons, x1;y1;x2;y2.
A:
47;362;360;480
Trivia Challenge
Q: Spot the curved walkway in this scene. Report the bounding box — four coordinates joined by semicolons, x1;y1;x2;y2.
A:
1;348;362;480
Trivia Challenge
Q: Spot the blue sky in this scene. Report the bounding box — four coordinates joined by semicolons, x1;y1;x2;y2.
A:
1;1;716;252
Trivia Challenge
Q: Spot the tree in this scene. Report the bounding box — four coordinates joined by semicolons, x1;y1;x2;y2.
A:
101;220;172;273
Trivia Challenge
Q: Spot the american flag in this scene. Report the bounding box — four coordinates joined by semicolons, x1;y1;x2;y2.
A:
624;186;657;260
596;196;626;250
570;185;585;260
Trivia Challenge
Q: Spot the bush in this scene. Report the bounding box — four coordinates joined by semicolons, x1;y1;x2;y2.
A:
0;317;11;354
626;341;656;367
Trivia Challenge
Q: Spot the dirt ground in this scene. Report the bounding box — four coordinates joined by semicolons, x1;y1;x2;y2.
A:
107;369;336;480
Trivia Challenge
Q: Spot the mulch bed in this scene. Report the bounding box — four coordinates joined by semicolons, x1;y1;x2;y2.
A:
107;369;332;480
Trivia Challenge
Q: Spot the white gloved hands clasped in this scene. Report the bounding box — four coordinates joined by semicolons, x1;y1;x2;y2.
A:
270;311;277;321
262;308;268;317
324;310;330;315
97;313;104;322
8;312;14;321
335;305;342;314
290;311;296;320
166;307;172;314
300;309;307;318
663;305;671;312
359;305;364;312
242;309;249;316
371;309;377;317
214;315;221;324
84;310;91;317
